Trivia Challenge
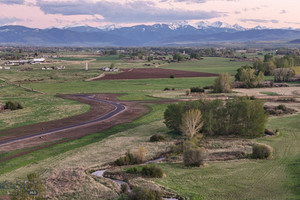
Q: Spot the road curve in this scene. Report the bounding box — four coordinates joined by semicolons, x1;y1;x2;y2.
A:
0;95;126;146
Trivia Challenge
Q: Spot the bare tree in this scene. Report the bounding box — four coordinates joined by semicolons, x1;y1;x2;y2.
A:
180;109;203;138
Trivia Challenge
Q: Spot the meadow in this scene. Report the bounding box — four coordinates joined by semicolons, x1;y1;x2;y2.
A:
0;53;299;199
155;113;300;199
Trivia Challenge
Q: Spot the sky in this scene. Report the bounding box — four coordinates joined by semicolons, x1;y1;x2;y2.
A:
0;0;300;29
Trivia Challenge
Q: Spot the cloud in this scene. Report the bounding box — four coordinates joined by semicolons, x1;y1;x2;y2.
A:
0;17;24;25
280;9;287;14
0;0;24;5
240;19;279;24
36;0;222;23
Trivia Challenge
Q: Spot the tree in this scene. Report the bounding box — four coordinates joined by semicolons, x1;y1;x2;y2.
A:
263;61;276;75
173;52;184;61
180;109;203;138
110;63;115;68
213;72;233;93
239;68;264;88
274;68;295;82
164;103;184;132
264;54;274;62
10;173;44;200
253;59;265;73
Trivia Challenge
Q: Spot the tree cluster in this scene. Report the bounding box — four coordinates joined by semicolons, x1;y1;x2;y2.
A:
164;97;267;137
252;54;298;76
235;65;264;88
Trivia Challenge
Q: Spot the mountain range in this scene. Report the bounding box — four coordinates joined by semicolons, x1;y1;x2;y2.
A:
0;21;300;46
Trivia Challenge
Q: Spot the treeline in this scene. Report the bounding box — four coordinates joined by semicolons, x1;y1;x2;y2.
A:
253;53;300;76
164;97;267;137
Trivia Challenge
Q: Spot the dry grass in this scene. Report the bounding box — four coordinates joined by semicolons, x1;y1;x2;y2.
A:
0;120;173;198
233;86;300;96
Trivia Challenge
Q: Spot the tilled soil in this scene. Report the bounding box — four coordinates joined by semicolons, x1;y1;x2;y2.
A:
0;94;148;153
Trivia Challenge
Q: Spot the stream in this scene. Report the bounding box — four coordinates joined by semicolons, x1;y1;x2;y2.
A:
91;157;179;200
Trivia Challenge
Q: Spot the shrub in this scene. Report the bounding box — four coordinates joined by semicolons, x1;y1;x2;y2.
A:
126;166;139;174
115;148;146;166
277;104;287;111
121;184;130;194
164;87;170;91
133;147;146;164
183;148;206;167
141;165;164;178
203;85;213;89
4;101;23;110
169;75;175;78
252;143;273;159
150;134;165;142
128;187;162;200
190;87;205;93
213;72;233;93
115;151;136;166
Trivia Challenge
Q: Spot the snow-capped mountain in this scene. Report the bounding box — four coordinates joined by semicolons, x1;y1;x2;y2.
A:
0;23;300;46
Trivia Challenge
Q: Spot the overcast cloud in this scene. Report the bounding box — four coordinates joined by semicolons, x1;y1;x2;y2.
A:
0;0;24;5
0;0;299;29
36;0;222;23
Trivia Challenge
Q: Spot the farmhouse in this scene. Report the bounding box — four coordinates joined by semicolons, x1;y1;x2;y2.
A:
6;60;30;65
32;58;46;64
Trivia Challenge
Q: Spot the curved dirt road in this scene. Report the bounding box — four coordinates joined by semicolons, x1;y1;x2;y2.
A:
0;95;126;147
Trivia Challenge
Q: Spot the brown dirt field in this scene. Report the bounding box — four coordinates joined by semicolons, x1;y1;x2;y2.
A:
95;68;218;80
0;94;148;153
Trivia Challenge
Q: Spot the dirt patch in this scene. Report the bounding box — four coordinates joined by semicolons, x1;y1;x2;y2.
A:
200;137;253;161
95;68;218;80
0;94;148;153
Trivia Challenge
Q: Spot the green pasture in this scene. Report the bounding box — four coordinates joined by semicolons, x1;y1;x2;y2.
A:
0;85;89;131
155;114;300;200
23;77;215;100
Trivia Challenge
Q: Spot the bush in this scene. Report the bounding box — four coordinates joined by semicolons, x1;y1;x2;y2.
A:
141;165;164;178
128;187;162;200
115;147;146;166
190;87;205;93
277;104;287;111
183;148;206;167
163;87;170;91
126;166;139;174
213;72;233;93
121;184;130;194
133;147;146;164
115;151;136;166
252;143;273;159
150;134;165;142
4;101;23;110
170;75;175;78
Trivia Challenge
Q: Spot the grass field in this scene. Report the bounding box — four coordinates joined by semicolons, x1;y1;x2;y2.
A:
154;114;300;200
0;104;168;179
0;85;90;131
293;66;300;74
163;57;250;75
0;54;299;199
23;77;216;100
